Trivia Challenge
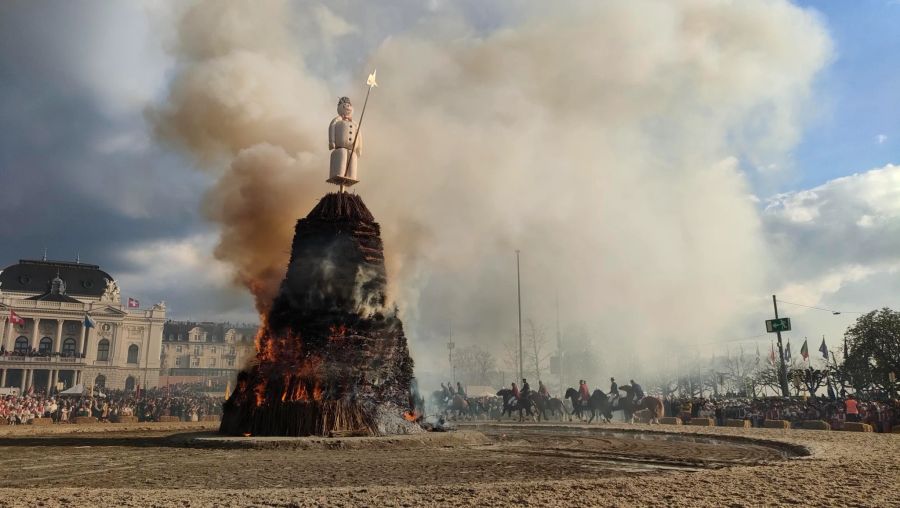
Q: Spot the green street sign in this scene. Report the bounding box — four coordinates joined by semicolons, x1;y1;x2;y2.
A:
766;318;791;333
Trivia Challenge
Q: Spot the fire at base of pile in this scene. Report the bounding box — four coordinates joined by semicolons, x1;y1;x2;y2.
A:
220;193;421;437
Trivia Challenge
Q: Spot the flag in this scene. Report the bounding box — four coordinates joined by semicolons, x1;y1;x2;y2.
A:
769;343;776;365
819;338;828;359
9;311;25;326
785;342;792;362
83;314;95;329
367;69;378;88
800;339;809;361
127;297;139;308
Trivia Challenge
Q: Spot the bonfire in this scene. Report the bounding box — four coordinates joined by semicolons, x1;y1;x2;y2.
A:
220;193;418;437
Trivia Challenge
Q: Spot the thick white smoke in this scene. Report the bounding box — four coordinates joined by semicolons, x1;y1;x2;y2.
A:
150;0;831;379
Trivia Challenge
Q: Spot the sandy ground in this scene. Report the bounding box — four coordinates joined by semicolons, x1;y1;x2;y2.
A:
0;421;896;507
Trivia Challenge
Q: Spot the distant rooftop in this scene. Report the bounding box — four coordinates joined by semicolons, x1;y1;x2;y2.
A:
1;259;114;298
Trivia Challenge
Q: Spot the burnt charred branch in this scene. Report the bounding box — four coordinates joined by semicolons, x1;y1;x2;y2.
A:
220;193;415;437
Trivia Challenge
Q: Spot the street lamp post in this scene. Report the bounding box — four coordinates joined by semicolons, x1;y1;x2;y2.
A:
772;295;790;397
447;329;455;385
516;250;523;383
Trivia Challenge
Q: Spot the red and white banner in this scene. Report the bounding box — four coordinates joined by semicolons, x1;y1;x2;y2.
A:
127;298;140;308
9;311;25;325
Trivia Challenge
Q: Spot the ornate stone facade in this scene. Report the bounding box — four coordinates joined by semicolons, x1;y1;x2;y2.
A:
0;259;165;392
159;322;256;386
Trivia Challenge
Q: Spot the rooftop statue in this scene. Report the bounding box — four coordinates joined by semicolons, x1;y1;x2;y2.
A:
327;70;377;191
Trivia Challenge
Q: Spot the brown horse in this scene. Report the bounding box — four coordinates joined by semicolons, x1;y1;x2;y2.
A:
530;393;566;421
618;385;663;423
444;394;470;419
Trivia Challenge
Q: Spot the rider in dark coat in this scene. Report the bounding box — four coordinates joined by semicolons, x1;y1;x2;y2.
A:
520;379;531;398
630;379;644;400
609;377;619;403
456;382;466;398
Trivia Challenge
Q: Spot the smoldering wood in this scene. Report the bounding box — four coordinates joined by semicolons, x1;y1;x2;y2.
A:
220;193;416;437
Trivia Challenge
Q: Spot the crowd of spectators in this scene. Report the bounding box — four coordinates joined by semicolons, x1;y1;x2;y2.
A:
0;384;223;425
0;346;84;359
665;395;900;432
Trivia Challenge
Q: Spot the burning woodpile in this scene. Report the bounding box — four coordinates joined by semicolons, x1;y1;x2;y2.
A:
220;193;418;437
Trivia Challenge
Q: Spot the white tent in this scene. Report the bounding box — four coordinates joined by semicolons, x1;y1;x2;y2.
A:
58;384;85;396
465;385;499;398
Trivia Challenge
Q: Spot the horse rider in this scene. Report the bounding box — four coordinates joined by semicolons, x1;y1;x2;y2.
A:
630;379;644;401
538;380;550;398
609;377;619;404
579;380;590;407
456;381;466;399
519;377;532;416
448;382;457;398
440;382;449;402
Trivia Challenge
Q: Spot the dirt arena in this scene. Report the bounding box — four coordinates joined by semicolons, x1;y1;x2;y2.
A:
0;421;896;507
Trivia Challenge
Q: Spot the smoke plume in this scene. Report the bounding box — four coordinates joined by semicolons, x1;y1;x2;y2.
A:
150;0;831;375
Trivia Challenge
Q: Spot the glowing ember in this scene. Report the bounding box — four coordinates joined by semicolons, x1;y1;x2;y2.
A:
220;193;417;437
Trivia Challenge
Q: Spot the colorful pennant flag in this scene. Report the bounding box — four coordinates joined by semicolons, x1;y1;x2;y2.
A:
801;339;809;361
819;337;828;359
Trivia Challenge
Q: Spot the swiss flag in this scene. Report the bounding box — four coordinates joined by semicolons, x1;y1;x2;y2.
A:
9;311;25;326
127;298;140;308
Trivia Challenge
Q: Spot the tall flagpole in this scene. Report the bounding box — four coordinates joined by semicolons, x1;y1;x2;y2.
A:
342;70;378;193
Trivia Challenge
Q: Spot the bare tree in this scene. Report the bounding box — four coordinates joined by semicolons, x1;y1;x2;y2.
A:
454;345;498;386
524;320;553;383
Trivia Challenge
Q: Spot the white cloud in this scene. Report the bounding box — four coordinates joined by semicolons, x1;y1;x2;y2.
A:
877;134;888;144
764;163;900;315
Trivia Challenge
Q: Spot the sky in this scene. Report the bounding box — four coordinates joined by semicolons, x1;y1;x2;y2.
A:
0;0;898;378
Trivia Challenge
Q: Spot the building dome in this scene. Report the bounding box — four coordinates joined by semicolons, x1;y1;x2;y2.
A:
0;259;114;298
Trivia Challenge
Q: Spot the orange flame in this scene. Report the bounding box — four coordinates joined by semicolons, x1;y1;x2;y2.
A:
403;411;419;422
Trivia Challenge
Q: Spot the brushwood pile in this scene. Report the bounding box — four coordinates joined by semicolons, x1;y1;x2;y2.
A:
220;192;417;437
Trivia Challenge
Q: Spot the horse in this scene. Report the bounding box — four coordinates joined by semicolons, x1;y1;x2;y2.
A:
530;393;566;421
496;389;534;421
444;394;470;419
564;388;612;423
618;385;663;424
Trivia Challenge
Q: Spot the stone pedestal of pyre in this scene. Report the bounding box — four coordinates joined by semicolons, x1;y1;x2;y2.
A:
220;193;417;437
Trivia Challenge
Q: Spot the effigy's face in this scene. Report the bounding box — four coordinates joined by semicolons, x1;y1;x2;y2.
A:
338;102;353;120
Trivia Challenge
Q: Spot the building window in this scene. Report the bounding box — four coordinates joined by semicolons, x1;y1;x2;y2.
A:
208;358;216;367
39;337;52;354
97;339;110;361
210;347;216;354
176;345;182;353
127;344;139;364
95;374;106;388
175;357;183;367
125;376;136;392
62;338;76;357
191;358;200;367
14;336;28;354
194;346;201;356
227;358;235;367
